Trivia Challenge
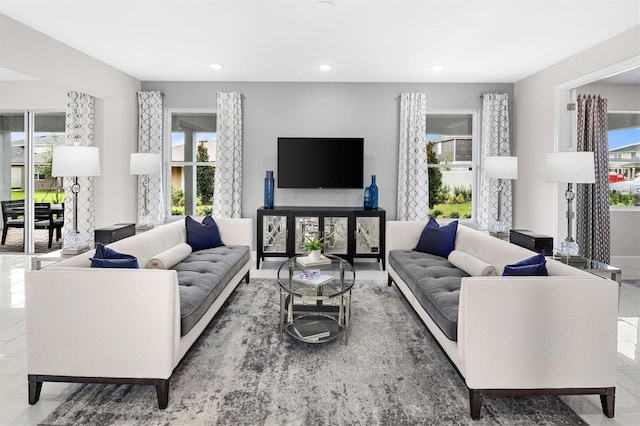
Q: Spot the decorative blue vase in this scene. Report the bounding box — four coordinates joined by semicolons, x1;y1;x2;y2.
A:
370;175;378;209
264;171;274;209
364;186;371;209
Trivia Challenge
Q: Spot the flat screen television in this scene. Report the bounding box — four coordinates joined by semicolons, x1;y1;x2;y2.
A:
278;137;364;189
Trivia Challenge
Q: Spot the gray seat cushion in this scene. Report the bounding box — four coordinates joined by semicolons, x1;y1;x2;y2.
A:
174;245;250;336
389;249;467;341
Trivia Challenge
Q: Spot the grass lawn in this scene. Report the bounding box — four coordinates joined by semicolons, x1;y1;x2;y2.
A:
10;190;64;204
431;202;471;218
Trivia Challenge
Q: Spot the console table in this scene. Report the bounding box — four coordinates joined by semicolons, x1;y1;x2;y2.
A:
257;206;385;269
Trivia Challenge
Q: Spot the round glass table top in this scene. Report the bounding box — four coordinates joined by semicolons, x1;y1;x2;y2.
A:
277;254;355;298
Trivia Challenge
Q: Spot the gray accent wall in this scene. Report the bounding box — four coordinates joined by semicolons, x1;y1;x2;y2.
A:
142;81;513;230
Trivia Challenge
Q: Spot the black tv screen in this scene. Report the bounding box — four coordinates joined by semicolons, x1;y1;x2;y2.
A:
278;137;364;189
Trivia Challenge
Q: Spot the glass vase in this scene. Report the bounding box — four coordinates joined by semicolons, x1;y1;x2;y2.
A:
363;186;371;209
369;175;378;209
264;170;274;209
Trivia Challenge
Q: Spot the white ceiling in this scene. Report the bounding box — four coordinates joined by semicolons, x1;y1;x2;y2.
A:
1;0;638;83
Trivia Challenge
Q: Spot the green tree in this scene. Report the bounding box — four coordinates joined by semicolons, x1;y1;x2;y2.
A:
427;142;442;208
196;142;215;203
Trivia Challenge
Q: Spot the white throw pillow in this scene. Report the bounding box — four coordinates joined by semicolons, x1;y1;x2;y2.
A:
146;243;192;270
448;250;497;277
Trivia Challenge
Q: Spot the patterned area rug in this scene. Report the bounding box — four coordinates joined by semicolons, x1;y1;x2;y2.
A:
622;279;640;289
40;279;586;425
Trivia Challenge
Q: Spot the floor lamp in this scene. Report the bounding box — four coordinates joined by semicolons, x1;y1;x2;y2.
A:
484;156;518;236
546;151;595;256
51;145;101;255
130;153;161;230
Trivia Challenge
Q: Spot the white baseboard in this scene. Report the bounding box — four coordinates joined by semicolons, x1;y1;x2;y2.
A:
610;256;640;280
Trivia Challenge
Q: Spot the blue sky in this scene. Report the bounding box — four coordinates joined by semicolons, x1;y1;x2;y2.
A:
609;127;640;150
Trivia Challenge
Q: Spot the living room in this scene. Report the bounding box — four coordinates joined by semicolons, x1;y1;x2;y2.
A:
1;1;639;424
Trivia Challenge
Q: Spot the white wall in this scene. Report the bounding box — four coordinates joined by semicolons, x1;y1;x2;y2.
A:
577;83;640;111
143;81;513;233
0;14;141;228
514;25;640;278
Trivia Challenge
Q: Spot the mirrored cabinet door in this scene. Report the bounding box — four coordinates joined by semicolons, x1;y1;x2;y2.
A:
355;216;381;254
323;216;349;255
294;216;320;254
262;215;288;254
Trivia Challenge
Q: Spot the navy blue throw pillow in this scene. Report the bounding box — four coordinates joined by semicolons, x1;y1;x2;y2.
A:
186;215;224;251
90;242;139;268
503;250;548;276
413;217;458;258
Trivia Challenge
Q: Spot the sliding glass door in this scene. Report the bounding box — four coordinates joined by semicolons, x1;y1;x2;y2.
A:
0;111;65;254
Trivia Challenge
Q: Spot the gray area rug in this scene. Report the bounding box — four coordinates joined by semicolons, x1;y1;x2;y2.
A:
41;279;586;425
622;279;640;289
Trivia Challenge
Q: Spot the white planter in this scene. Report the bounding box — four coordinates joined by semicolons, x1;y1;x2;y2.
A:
309;249;322;261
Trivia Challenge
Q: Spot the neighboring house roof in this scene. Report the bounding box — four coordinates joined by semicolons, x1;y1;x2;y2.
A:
610;142;640;153
171;140;216;162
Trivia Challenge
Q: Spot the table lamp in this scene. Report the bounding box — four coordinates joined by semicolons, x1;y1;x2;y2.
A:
484;156;518;235
546;151;595;256
130;153;161;229
52;145;101;254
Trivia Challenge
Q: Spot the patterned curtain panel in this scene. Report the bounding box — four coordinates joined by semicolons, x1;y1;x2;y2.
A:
396;93;429;221
212;92;243;218
576;95;610;263
137;91;165;226
478;93;512;232
63;91;95;248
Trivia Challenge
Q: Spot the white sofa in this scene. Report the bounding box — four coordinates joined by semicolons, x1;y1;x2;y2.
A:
386;221;618;420
25;217;252;408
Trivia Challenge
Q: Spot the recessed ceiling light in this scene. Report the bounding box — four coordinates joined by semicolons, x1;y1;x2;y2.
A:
431;64;445;72
319;64;333;71
210;63;224;70
316;1;333;10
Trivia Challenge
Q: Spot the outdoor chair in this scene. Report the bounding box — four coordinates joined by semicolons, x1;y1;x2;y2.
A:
34;203;63;249
1;200;25;245
1;200;64;248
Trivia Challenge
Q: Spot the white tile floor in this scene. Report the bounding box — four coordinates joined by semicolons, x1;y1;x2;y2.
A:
1;255;638;425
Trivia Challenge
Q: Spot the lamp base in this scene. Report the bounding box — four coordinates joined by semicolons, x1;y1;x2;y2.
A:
61;243;91;255
560;240;580;256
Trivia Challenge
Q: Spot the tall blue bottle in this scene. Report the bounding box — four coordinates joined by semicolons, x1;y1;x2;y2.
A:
363;186;371;209
264;170;274;209
369;175;379;209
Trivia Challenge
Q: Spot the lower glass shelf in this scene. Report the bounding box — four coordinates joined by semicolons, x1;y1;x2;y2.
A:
285;314;344;344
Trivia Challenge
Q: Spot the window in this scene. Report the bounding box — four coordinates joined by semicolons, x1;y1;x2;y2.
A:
608;112;640;207
425;112;478;220
168;111;216;216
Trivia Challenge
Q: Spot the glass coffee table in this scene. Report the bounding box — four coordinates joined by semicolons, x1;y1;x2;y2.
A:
277;254;355;344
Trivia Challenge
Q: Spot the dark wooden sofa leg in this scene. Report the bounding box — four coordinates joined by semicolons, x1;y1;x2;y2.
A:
600;387;615;418
469;389;482;420
245;272;250;283
387;274;393;286
28;376;43;405
156;379;169;409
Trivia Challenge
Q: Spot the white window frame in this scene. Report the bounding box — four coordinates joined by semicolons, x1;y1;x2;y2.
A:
163;108;217;218
425;109;480;224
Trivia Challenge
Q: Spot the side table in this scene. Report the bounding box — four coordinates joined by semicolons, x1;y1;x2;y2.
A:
31;249;76;270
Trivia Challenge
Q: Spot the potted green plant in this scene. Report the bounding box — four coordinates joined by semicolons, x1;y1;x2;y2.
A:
303;236;325;261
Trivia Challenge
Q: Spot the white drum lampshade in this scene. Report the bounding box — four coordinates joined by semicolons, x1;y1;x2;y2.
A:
51;146;101;177
130;153;161;176
484;156;518;180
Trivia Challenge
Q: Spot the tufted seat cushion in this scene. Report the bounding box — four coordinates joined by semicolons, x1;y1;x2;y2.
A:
174;245;250;336
389;249;467;341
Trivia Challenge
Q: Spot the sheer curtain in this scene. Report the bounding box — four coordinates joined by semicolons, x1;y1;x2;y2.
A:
212;92;243;218
478;93;512;232
63;91;95;248
576;94;610;263
396;93;429;221
137;91;165;226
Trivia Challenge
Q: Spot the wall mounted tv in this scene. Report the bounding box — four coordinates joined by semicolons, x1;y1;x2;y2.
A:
278;137;364;189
